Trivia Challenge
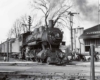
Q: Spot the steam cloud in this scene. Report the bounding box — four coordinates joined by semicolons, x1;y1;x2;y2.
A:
73;0;98;23
47;0;98;24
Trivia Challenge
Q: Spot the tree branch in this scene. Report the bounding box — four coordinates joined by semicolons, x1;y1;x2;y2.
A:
53;6;71;26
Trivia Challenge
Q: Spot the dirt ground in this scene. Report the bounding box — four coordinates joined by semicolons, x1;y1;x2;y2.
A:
0;59;100;80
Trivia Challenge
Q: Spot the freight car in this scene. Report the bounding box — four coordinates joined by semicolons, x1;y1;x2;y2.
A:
19;20;67;65
0;38;15;57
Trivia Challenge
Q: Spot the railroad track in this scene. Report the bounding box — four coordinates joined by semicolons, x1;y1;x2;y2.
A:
0;71;100;80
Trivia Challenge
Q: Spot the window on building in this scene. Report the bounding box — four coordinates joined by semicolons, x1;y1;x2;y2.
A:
84;38;100;46
85;46;90;52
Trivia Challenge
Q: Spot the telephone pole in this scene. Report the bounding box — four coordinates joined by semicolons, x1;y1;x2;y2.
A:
7;38;9;61
69;12;79;51
22;16;32;32
28;16;31;31
90;44;95;80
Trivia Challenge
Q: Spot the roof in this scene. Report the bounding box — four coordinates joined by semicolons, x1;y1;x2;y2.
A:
80;24;100;39
0;38;15;45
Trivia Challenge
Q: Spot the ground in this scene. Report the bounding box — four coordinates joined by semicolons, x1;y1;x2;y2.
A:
0;59;100;80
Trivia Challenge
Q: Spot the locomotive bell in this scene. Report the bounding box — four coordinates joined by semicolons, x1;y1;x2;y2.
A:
48;20;54;28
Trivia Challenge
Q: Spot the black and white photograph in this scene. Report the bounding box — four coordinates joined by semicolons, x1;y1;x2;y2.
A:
0;0;100;80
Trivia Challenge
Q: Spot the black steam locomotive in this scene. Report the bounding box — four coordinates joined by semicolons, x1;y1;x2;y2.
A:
20;20;67;65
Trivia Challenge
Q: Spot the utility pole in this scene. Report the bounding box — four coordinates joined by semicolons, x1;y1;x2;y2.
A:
7;38;9;61
69;12;79;51
28;16;31;32
22;16;32;32
90;44;95;80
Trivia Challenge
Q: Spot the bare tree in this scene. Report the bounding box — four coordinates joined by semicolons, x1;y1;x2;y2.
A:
11;19;22;38
20;15;28;33
20;14;34;32
7;28;14;39
8;14;35;38
30;0;72;29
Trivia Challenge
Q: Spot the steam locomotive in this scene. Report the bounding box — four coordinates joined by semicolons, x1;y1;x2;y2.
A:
20;20;67;64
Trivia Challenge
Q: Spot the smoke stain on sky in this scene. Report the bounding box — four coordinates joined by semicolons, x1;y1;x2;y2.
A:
73;0;98;23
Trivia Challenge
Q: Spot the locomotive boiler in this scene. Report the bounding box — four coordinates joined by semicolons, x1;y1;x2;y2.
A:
21;20;67;65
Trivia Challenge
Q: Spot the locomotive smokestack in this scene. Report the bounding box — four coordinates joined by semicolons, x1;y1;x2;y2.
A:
48;20;54;28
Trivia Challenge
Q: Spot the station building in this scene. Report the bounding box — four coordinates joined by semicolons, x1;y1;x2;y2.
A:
73;24;100;55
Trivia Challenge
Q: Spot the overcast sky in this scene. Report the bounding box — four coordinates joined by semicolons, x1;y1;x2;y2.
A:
0;0;30;42
0;0;99;45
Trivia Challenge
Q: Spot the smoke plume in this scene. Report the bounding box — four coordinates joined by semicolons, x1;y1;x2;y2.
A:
73;0;98;23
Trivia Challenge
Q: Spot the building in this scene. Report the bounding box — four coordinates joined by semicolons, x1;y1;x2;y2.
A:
73;24;100;55
80;24;100;54
73;27;84;54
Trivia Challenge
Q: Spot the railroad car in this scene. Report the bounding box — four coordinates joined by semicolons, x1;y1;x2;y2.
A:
0;39;15;57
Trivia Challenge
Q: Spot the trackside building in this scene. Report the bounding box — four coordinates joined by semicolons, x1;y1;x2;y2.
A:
73;24;100;55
